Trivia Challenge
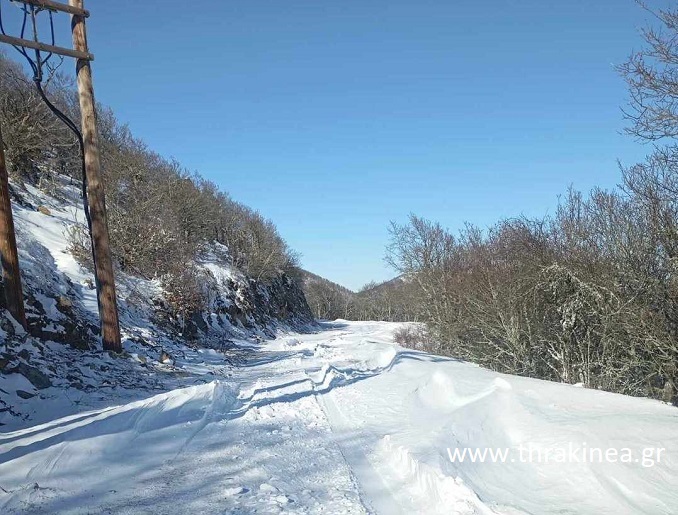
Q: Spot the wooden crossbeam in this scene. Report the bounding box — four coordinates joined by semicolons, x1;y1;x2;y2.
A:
10;0;89;18
0;33;93;60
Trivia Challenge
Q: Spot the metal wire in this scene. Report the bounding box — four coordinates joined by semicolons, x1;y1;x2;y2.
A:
0;0;96;276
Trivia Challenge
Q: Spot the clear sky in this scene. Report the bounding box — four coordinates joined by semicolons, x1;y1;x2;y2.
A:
4;0;663;290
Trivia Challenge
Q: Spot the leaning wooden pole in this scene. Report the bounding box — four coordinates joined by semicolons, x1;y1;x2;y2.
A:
70;0;122;352
0;124;27;330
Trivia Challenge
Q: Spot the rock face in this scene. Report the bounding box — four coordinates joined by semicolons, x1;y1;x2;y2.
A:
159;272;315;341
9;362;51;389
4;228;314;350
248;273;315;328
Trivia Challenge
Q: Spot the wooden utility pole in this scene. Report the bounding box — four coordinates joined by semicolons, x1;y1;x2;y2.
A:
70;0;121;352
0;124;27;330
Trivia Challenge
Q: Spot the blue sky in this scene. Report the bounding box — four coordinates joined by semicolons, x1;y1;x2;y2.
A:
3;1;662;290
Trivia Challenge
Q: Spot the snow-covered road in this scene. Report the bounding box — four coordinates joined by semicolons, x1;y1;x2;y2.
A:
1;321;677;514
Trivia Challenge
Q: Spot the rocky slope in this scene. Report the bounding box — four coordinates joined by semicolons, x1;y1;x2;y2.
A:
0;176;314;426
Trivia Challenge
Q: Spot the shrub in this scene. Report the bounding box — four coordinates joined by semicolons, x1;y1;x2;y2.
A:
64;222;93;270
393;325;431;350
160;265;208;329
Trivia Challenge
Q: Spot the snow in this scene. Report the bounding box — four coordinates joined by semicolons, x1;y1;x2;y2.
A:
1;321;677;514
1;174;316;428
14;182;101;318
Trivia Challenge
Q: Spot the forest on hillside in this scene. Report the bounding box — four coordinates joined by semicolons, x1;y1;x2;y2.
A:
302;271;421;322
385;7;678;404
0;51;301;323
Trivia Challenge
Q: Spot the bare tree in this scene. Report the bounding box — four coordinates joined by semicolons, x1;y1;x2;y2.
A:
618;5;678;141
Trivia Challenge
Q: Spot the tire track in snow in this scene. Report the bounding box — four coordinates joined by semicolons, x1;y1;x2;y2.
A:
315;389;404;515
171;381;239;460
301;344;408;514
306;334;501;514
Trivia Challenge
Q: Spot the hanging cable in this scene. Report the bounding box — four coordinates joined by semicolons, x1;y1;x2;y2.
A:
0;0;97;278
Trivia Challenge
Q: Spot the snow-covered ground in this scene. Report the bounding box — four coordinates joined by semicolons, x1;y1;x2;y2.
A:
1;320;677;514
1;176;313;428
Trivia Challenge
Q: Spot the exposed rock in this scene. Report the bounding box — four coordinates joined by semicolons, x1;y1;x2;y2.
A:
190;311;209;334
16;390;35;399
10;362;51;389
37;205;51;216
153;267;314;343
57;296;73;311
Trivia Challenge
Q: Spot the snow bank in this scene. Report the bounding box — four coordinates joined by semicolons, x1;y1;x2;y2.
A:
317;323;678;514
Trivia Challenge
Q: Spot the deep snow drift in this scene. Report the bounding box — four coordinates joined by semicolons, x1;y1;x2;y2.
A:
1;321;676;514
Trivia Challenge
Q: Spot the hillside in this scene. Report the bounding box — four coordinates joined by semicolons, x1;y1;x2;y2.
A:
301;270;356;320
358;274;409;296
1;48;317;426
0;176;313;427
302;270;420;322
